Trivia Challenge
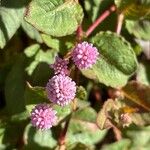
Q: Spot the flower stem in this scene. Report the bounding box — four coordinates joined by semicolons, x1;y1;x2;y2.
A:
76;25;83;42
112;126;122;141
58;114;72;150
116;13;124;34
85;5;116;37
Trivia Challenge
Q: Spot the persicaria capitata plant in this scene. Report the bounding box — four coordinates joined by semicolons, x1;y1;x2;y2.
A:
0;0;149;149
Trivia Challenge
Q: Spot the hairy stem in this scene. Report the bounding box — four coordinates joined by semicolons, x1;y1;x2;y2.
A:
86;5;116;37
116;13;124;34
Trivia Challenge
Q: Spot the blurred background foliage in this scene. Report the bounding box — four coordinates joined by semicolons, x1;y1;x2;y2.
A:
0;0;150;149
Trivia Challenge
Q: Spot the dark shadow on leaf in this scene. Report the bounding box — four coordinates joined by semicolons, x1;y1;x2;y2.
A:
2;121;28;149
51;124;62;141
28;62;52;86
144;60;150;84
1;0;30;8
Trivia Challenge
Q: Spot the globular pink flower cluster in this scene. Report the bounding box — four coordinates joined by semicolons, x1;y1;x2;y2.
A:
72;41;99;69
31;104;57;130
46;74;76;106
50;56;69;75
30;42;99;130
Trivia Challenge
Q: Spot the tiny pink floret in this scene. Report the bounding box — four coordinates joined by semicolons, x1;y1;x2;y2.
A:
46;74;76;106
72;41;99;69
50;56;69;75
31;104;57;130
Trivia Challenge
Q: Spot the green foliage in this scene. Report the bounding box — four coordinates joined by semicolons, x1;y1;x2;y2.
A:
131;112;150;126
41;34;60;51
0;0;150;149
67;143;93;150
25;0;84;37
82;0;117;32
23;124;57;149
24;44;40;57
82;31;137;87
101;139;131;150
21;20;43;43
53;105;72;122
126;19;150;40
115;0;150;20
0;0;26;49
137;61;150;85
4;55;26;115
24;83;49;112
123;126;150;150
76;86;87;101
24;44;57;75
67;107;107;147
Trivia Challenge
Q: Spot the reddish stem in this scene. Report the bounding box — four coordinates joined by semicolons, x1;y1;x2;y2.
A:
76;25;83;42
116;13;124;34
113;126;122;141
58;115;72;150
86;5;116;37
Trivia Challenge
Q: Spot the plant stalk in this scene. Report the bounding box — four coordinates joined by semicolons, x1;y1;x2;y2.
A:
116;13;124;34
86;5;116;37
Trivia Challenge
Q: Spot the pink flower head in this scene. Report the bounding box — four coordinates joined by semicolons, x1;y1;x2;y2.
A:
46;74;76;106
72;41;99;69
50;56;69;75
31;104;57;130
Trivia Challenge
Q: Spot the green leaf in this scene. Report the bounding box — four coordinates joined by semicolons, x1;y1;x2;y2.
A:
41;34;59;50
29;62;52;86
81;69;98;81
35;49;57;64
4;55;26;115
25;48;57;75
21;20;43;43
67;143;93;150
10;111;29;122
82;31;138;87
24;44;40;57
53;105;72;122
130;112;150;126
24;83;48;112
0;124;5;149
137;61;150;86
0;120;26;149
124;126;150;150
76;86;87;101
121;81;150;111
101;139;131;150
115;0;150;20
25;0;83;37
0;0;28;48
67;107;107;146
25;61;39;76
73;107;96;123
126;19;150;40
23;124;57;149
